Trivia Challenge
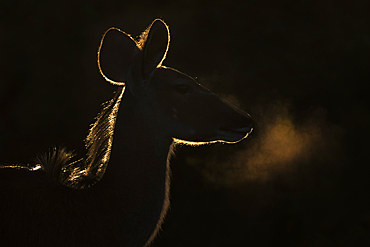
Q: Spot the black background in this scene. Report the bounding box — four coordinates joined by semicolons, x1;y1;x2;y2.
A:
0;1;369;246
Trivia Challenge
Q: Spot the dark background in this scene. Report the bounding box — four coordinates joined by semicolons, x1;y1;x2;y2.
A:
1;0;369;246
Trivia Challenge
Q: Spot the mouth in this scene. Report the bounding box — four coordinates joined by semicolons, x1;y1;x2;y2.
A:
173;126;253;146
217;126;253;143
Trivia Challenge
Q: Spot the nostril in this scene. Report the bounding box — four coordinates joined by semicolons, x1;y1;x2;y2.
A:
248;120;254;130
244;115;254;128
248;119;259;138
241;116;255;136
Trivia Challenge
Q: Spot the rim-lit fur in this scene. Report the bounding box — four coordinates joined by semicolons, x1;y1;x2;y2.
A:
0;19;253;247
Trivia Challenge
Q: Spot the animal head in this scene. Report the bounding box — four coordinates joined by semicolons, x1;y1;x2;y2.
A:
98;19;253;144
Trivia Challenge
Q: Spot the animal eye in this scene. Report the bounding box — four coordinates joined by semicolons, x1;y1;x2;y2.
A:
175;84;192;94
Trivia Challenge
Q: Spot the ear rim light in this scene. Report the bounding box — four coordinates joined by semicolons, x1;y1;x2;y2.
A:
97;27;136;86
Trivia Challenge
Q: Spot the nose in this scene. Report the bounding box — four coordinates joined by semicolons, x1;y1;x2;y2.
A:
217;112;255;143
236;108;253;128
243;114;255;136
247;116;260;140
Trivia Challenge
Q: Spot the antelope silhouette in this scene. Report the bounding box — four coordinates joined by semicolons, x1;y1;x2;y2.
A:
0;19;253;247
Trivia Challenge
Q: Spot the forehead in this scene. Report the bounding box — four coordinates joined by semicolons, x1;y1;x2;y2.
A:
153;67;196;84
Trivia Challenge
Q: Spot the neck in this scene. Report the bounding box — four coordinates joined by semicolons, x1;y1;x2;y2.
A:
90;90;173;246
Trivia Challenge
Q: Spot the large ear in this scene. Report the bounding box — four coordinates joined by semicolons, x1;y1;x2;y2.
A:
142;19;170;80
98;27;140;85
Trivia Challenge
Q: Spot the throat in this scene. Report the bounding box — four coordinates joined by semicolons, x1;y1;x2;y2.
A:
111;93;173;170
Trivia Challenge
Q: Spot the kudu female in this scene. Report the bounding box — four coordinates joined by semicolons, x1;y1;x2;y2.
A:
0;19;253;246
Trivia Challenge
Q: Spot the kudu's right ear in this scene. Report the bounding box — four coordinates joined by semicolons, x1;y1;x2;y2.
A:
98;27;139;85
141;19;170;80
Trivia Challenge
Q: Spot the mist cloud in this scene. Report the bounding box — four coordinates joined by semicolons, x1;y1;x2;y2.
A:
195;98;345;187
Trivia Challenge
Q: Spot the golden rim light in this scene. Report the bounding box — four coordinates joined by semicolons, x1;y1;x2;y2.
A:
97;19;170;86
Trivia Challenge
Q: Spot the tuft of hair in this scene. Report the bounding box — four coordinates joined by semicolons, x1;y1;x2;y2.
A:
34;146;75;183
34;87;124;189
136;24;150;50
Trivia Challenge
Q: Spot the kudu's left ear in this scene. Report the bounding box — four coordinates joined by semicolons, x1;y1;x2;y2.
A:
142;19;170;80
